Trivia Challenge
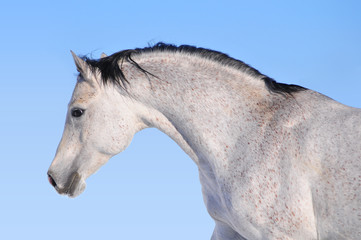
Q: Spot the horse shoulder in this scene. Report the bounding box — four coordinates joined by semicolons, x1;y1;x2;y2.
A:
297;93;361;238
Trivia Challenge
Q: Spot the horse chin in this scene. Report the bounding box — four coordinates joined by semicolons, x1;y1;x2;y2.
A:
66;179;86;198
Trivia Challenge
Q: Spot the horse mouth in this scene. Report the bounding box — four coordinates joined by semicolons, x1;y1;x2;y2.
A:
48;171;85;198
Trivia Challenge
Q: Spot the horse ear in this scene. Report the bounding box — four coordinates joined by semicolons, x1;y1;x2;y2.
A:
71;50;89;74
70;51;101;88
100;52;107;59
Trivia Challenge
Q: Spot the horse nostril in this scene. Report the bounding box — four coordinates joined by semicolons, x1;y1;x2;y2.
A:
48;173;57;188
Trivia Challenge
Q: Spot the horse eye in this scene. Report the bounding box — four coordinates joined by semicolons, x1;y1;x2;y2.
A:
71;108;84;118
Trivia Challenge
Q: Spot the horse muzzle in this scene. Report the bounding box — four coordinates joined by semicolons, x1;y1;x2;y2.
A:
47;171;86;198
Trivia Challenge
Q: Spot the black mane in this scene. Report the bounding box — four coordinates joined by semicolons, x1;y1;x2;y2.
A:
83;42;306;95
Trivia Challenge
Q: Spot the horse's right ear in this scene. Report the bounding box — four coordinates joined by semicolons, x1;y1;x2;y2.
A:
71;51;88;74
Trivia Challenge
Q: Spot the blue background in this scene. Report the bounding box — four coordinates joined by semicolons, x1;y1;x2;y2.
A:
0;1;360;239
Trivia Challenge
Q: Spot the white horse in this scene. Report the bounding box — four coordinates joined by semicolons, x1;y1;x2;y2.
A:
48;43;360;239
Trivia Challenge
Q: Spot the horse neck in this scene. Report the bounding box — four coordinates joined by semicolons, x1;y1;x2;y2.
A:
124;53;278;166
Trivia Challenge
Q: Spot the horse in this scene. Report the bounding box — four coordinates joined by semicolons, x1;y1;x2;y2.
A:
47;43;361;239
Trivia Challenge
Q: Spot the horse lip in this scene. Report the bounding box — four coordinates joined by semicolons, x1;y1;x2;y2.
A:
56;172;81;197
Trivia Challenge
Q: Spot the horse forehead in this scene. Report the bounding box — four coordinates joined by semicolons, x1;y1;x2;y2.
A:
71;81;98;104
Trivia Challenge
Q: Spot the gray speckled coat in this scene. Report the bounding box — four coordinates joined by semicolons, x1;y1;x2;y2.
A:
48;45;360;239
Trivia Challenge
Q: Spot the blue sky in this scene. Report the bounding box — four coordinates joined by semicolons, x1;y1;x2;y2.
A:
0;1;360;239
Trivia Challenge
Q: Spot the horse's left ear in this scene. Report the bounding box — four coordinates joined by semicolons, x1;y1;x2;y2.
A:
71;51;101;88
71;50;88;74
100;52;107;59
